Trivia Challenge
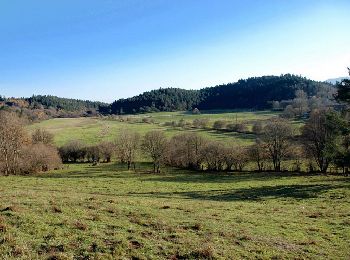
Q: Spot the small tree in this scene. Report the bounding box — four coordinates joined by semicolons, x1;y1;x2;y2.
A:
167;133;206;170
99;141;114;163
301;110;347;173
292;89;309;117
231;146;249;171
142;131;168;173
59;140;86;163
248;140;267;171
213;120;227;130
192;118;209;129
32;128;54;145
20;144;62;173
261;118;294;171
282;105;296;119
252;121;263;135
115;130;140;170
0;112;28;175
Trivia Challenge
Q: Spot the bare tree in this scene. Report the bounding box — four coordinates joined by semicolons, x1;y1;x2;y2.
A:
0;112;28;175
115;130;140;170
252;121;263;135
142;131;168;173
292;89;309;117
201;141;225;171
20;144;62;173
99;141;114;163
261;118;294;171
167;133;207;170
32;128;54;145
231;146;249;171
248;140;267;171
59;140;86;163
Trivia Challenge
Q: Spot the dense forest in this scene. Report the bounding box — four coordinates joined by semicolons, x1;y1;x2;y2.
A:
107;74;334;114
0;75;335;118
26;95;106;112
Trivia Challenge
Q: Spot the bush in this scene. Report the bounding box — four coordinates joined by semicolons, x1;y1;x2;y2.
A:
192;118;209;129
252;121;263;134
59;140;86;163
213;120;227;130
227;123;247;132
20;144;62;174
32;128;54;145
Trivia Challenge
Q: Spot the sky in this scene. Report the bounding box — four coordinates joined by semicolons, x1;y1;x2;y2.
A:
0;0;349;102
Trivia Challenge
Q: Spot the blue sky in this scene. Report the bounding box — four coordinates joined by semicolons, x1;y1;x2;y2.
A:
0;0;349;102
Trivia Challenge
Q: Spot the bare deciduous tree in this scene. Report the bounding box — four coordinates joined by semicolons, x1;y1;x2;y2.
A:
115;130;140;170
248;140;267;171
167;133;207;170
0;112;28;175
261;118;293;171
20;144;61;173
32;128;54;145
142;131;168;173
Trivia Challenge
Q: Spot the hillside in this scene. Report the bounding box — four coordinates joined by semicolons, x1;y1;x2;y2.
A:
0;95;107;120
108;74;333;114
1;75;334;118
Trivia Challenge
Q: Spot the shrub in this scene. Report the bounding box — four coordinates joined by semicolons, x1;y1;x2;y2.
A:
192;118;209;129
32;128;54;145
252;121;263;134
20;144;62;174
213;120;227;130
227;123;247;132
59;140;86;163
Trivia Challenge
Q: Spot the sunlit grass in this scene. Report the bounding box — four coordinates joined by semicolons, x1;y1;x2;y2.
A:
0;163;349;259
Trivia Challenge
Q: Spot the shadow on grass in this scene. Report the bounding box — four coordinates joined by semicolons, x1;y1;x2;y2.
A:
126;183;344;201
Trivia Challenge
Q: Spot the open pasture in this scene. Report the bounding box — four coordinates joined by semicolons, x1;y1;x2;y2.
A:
0;163;349;259
29;110;282;146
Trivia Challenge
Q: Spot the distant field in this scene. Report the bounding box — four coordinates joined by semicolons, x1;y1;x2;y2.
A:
29;110;284;146
0;163;349;259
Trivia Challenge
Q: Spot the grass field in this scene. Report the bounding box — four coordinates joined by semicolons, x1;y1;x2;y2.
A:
28;110;283;146
0;163;349;259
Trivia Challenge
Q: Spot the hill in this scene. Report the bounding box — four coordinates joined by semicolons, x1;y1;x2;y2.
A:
108;74;333;114
1;74;334;118
0;95;107;120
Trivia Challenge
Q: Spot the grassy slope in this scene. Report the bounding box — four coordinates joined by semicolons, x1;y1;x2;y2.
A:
28;110;283;146
0;163;349;259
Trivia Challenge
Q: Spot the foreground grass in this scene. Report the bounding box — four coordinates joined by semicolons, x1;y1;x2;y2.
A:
0;163;349;259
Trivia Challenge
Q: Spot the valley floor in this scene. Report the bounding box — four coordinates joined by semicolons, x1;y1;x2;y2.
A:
0;163;349;259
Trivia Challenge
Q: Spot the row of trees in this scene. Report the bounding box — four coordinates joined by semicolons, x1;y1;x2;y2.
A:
74;109;347;174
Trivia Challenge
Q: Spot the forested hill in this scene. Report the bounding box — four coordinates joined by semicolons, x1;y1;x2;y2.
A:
0;95;107;120
107;74;333;114
26;95;106;112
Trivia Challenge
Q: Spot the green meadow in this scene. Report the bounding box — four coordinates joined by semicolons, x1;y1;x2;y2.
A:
0;163;349;259
29;110;281;146
0;111;347;259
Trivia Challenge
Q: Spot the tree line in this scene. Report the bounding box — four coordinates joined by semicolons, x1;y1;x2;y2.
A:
56;109;350;174
0;109;349;176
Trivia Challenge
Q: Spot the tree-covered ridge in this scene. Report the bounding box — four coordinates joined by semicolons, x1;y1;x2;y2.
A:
26;95;107;112
108;74;334;114
198;74;332;110
109;88;201;114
